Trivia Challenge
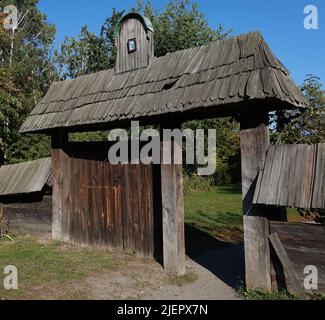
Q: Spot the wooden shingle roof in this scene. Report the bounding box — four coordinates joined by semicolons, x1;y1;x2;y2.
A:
20;32;308;133
0;158;52;196
253;144;325;209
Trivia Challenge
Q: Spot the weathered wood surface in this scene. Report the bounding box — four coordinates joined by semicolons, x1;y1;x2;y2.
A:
254;144;325;209
0;158;52;196
51;139;157;257
116;16;154;74
68;158;155;257
51;131;70;242
20;32;308;135
269;233;307;299
2;196;52;234
270;221;325;293
244;217;272;290
160;124;186;275
240;112;272;291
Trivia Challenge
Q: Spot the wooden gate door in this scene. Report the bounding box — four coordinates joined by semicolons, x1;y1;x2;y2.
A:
68;156;155;257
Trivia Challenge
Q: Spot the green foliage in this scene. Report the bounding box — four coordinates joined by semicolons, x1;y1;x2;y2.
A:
184;173;214;196
55;0;232;79
237;285;297;300
183;118;241;186
271;75;325;145
134;0;232;57
0;0;56;164
55;9;123;79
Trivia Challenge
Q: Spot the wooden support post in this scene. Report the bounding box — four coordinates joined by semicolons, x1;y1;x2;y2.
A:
160;122;186;276
240;112;272;291
51;130;70;242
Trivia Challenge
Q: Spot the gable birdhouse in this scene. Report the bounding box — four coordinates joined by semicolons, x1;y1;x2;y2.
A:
114;13;154;74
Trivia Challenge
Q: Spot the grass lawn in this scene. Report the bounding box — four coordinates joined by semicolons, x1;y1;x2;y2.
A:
0;236;117;299
0;185;309;300
185;185;306;243
185;185;244;243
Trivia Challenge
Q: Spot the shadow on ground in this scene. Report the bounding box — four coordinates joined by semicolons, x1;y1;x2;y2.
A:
185;224;245;289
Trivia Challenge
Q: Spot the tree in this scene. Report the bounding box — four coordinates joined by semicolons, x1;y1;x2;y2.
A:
272;74;325;144
0;0;56;164
54;0;238;184
55;9;123;80
55;0;232;79
134;0;231;57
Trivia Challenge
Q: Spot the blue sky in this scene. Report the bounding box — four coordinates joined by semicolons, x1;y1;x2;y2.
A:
38;0;324;87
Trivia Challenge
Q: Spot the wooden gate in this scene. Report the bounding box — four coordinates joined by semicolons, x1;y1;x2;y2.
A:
52;141;160;257
68;158;154;256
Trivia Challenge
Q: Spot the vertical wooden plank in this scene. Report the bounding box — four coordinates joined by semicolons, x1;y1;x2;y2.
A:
105;162;113;250
114;164;124;249
266;145;285;205
51;130;70;242
300;145;317;208
160;122;186;276
312;144;325;209
278;144;298;207
122;165;132;251
240;112;272;291
253;145;276;205
99;161;107;246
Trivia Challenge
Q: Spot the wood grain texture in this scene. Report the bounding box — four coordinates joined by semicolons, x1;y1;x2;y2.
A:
240;112;272;291
2;196;52;235
0;158;51;196
116;17;154;74
270;221;325;293
269;233;307;299
254;144;325;209
160;123;186;275
62;147;155;256
244;216;272;290
51;131;70;242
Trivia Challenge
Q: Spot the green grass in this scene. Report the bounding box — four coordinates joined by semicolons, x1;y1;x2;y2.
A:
185;185;244;242
184;185;307;242
0;235;117;299
240;289;297;300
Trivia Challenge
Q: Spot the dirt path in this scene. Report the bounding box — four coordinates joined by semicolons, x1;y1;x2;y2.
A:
70;251;242;300
143;258;242;300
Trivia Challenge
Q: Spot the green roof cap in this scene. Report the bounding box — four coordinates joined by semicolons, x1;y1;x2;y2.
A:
114;13;154;38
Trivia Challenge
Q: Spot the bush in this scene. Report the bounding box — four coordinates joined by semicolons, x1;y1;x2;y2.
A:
183;173;214;196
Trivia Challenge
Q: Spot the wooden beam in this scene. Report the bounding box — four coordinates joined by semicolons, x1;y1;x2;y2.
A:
51;130;70;242
269;233;307;300
160;122;186;275
240;112;272;291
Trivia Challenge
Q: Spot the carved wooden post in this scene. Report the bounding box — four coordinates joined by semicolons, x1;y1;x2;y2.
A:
160;122;186;275
51;130;70;242
240;112;272;291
